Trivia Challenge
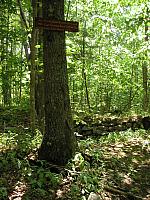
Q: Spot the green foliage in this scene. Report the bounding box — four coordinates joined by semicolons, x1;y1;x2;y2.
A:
0;129;60;200
0;121;150;199
0;187;8;200
0;0;149;112
27;167;60;189
66;0;149;113
66;129;150;199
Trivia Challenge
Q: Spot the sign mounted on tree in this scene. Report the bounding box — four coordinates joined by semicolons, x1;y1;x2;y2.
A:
35;17;79;32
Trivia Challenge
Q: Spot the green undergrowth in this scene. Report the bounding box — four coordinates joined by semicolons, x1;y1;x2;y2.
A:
0;128;150;200
0;106;30;130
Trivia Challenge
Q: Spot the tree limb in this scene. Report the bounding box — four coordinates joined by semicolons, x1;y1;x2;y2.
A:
104;185;143;200
17;0;29;30
16;0;31;62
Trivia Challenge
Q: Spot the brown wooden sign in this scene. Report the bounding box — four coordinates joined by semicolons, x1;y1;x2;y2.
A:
35;17;79;32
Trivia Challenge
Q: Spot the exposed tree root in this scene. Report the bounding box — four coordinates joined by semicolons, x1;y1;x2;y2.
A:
104;185;143;200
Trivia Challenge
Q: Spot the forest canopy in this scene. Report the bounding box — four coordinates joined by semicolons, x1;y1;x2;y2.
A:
0;0;149;114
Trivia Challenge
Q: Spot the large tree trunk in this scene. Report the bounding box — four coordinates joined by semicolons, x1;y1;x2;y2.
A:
38;0;76;165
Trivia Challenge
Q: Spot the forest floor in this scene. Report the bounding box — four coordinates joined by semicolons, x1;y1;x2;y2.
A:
0;111;150;200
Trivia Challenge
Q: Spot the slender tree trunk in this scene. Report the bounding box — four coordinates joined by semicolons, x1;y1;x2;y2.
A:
17;0;36;129
128;64;134;110
38;0;76;165
142;63;148;111
142;7;149;111
82;21;91;112
19;44;23;103
30;0;37;131
35;0;45;133
2;13;11;106
35;72;45;133
105;84;112;113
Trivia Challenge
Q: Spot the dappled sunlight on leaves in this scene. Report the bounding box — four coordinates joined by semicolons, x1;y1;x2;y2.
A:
72;129;150;199
122;174;132;187
9;180;27;200
1;126;150;199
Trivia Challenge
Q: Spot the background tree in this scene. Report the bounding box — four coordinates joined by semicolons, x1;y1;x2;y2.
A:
142;6;149;111
0;0;29;107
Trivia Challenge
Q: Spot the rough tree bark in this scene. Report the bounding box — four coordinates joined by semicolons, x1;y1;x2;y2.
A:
38;0;76;165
